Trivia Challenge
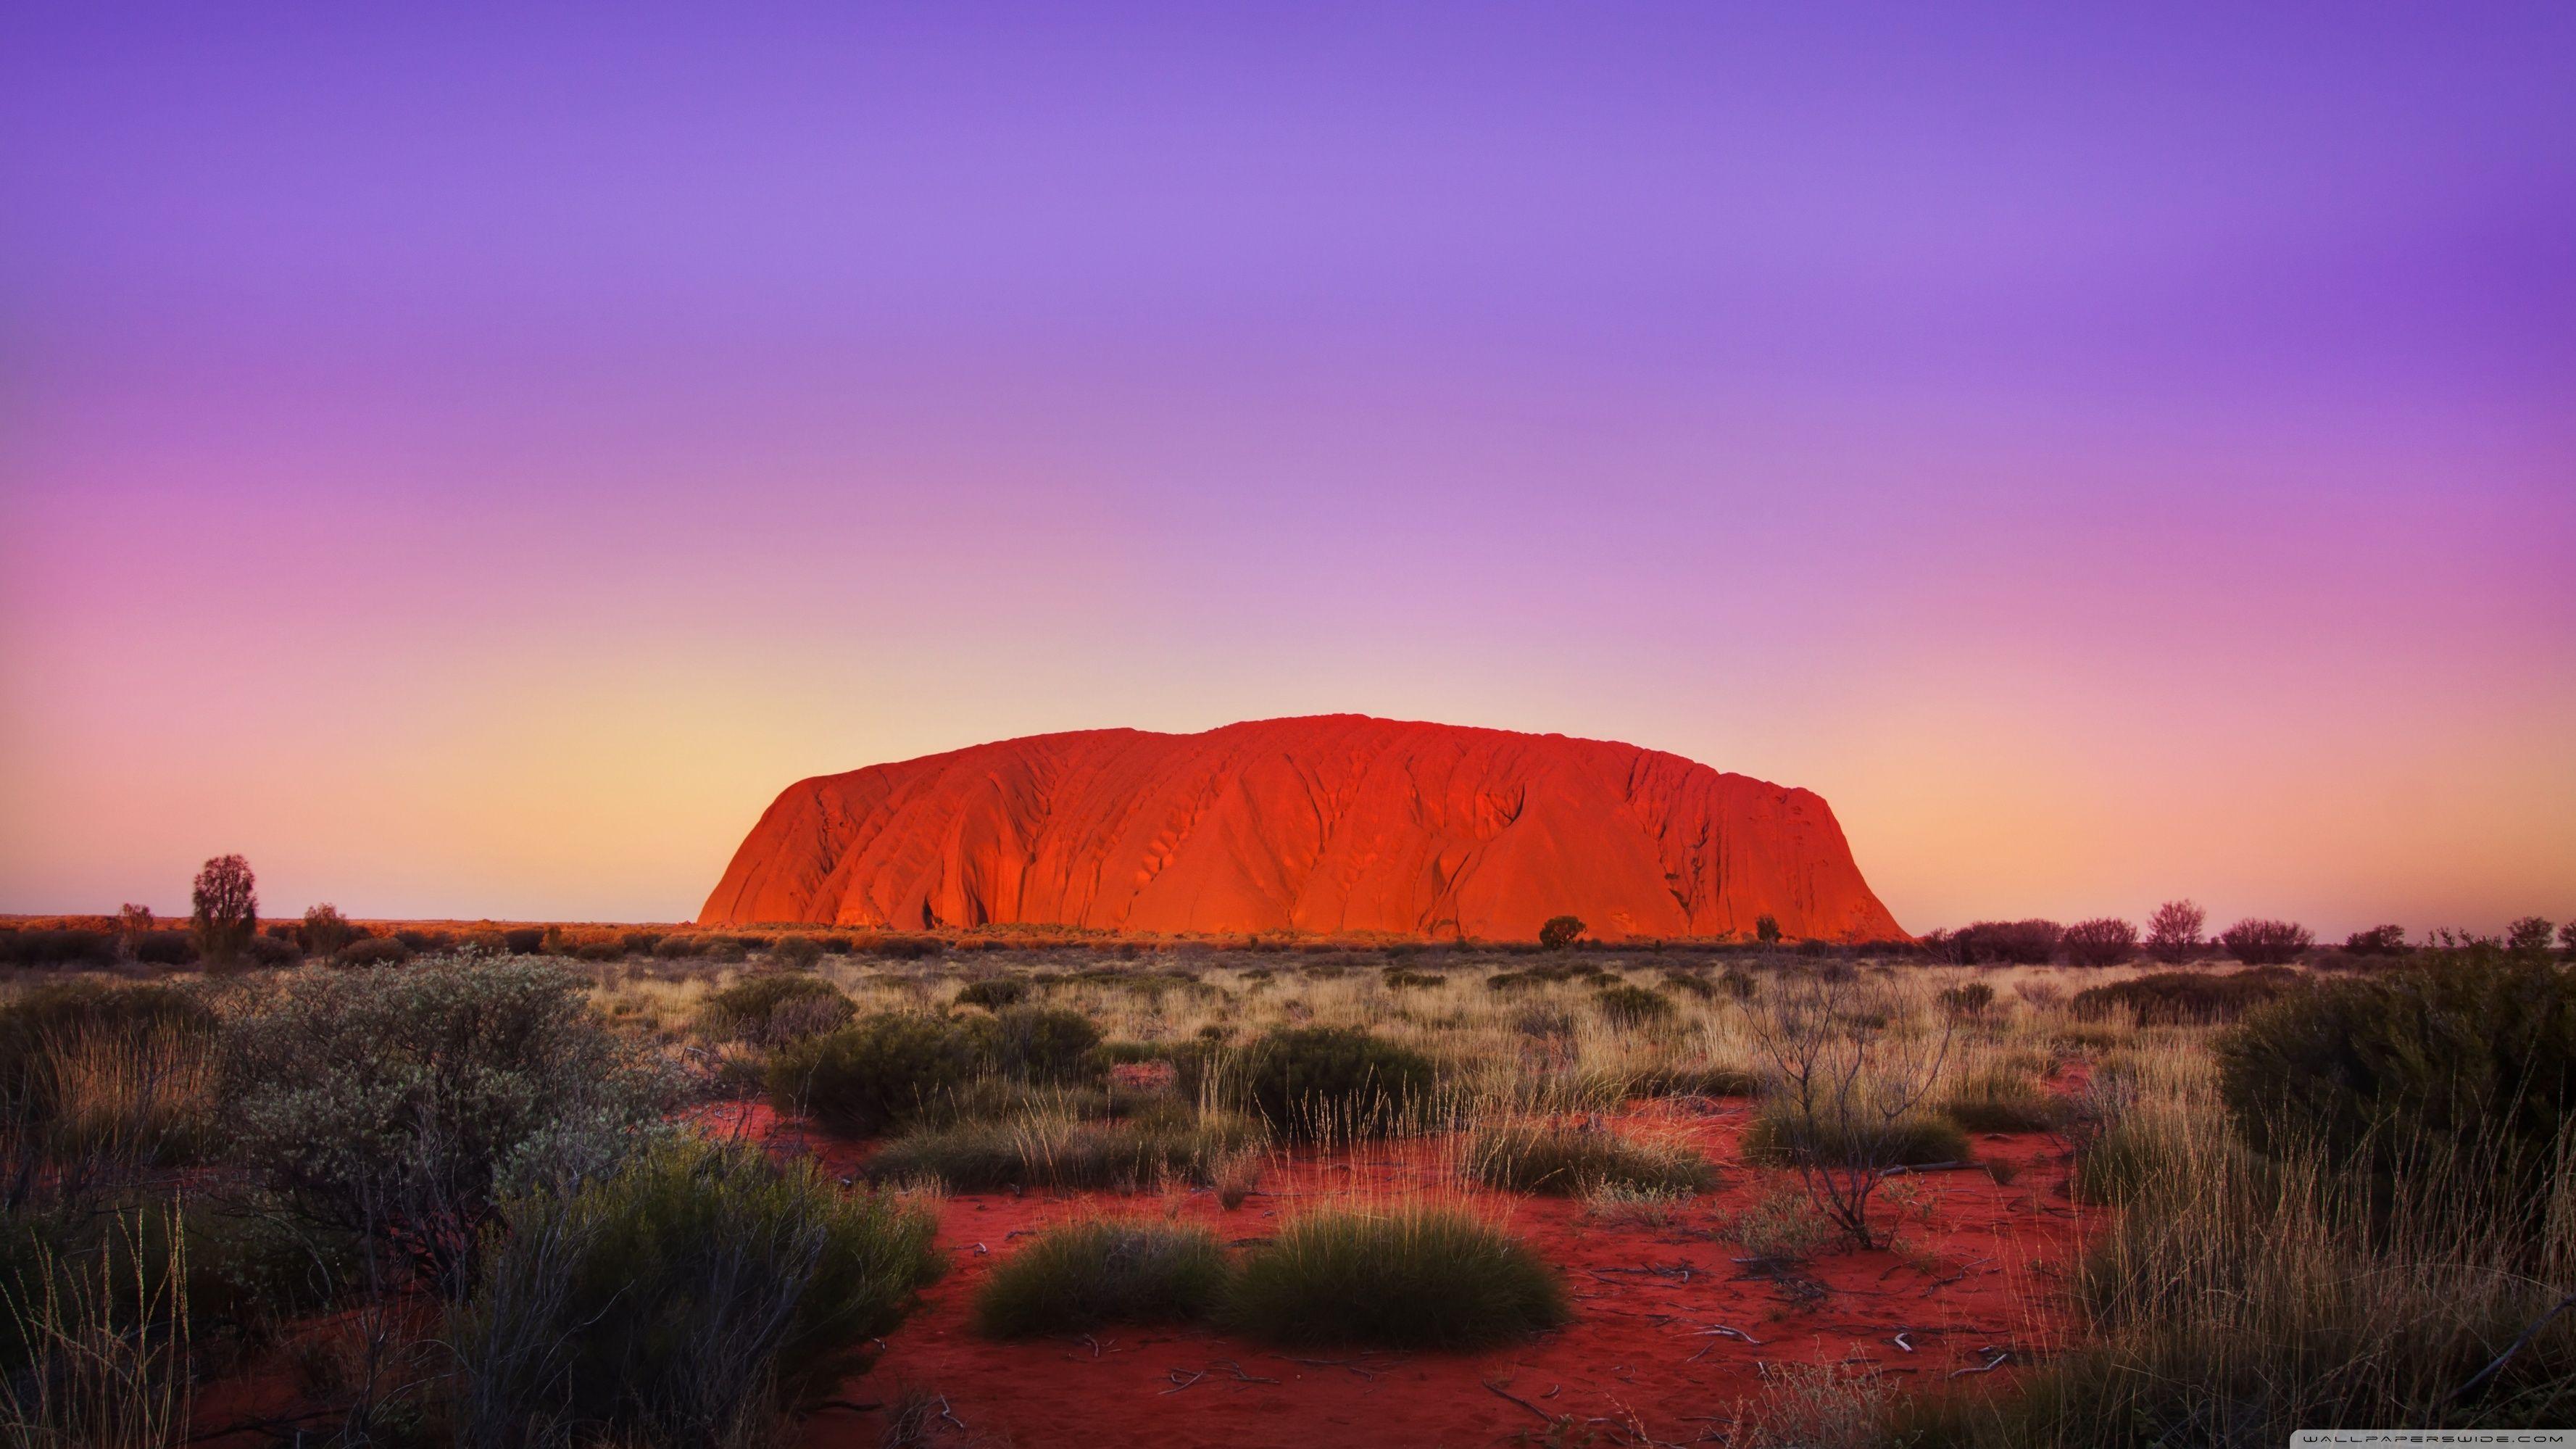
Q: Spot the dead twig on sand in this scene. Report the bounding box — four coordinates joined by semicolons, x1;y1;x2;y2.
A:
1482;1380;1554;1424
1950;1348;2012;1378
1210;1358;1279;1384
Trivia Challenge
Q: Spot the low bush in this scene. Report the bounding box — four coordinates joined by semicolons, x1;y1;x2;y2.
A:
1594;982;1677;1029
769;934;823;970
1222;1206;1569;1349
954;977;1032;1010
1539;916;1586;950
130;931;198;966
652;935;707;960
1950;920;2064;966
2344;924;2411;956
452;1138;942;1445
1463;1123;1715;1195
333;937;410;968
2214;950;2576;1232
976;1005;1102;1084
241;934;301;968
2061;918;2138;966
699;973;855;1047
2072;968;2302;1026
1937;982;1996;1020
1740;1100;1969;1168
223;952;682;1295
2218;918;2313;965
767;1013;984;1137
1236;1026;1437;1142
971;1219;1228;1338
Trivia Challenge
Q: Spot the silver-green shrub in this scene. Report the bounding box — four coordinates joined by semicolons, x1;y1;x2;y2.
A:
222;950;682;1296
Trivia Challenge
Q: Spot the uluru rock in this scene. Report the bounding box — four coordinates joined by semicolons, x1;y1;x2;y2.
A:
697;715;1908;942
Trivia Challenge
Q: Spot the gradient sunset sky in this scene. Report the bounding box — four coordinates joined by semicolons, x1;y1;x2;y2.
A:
4;4;2570;934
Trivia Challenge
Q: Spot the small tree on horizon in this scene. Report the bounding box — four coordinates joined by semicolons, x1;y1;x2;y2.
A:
116;902;154;960
191;854;259;967
303;902;357;958
2508;916;2557;958
1538;916;1585;950
2144;900;2206;963
1756;914;1782;945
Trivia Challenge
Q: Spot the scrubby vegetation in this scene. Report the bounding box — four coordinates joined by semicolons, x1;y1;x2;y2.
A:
2;906;2567;1446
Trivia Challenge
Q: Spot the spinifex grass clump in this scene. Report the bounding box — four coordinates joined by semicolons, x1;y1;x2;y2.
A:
1740;1101;1967;1170
1594;982;1678;1029
2072;967;2301;1026
1939;1068;2065;1134
868;1108;1263;1192
0;981;218;1171
1235;1026;1438;1142
1463;1122;1715;1196
454;1139;942;1444
1221;1205;1570;1349
971;1218;1229;1338
697;971;855;1047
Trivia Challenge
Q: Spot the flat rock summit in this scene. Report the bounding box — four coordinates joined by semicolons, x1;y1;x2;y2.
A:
699;715;1906;942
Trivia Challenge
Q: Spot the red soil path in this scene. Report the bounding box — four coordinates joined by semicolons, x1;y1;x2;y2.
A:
729;1102;2096;1449
698;715;1908;943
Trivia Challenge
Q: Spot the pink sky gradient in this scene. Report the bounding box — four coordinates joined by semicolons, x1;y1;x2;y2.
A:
4;5;2570;934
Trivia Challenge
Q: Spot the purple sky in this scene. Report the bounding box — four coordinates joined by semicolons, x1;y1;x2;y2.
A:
4;4;2571;931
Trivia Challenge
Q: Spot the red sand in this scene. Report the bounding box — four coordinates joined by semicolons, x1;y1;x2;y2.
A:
697;715;1908;942
735;1101;2095;1449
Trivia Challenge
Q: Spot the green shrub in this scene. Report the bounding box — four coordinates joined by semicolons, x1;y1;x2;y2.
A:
223;951;681;1295
2214;950;2576;1221
1222;1206;1569;1349
1539;916;1586;950
1594;982;1677;1029
1237;1026;1437;1141
955;977;1032;1010
767;1013;981;1138
1463;1123;1714;1195
699;973;855;1047
976;1005;1102;1084
971;1219;1228;1338
1740;1099;1969;1168
2072;968;2302;1026
452;1138;942;1445
1937;982;1997;1020
868;1109;1260;1192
